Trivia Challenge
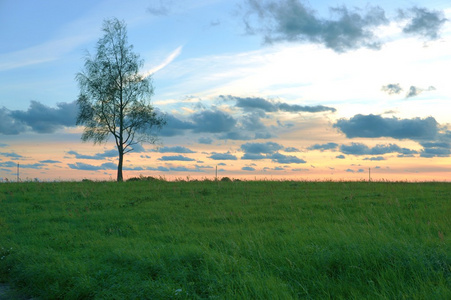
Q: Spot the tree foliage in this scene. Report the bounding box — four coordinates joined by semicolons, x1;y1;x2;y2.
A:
76;18;165;181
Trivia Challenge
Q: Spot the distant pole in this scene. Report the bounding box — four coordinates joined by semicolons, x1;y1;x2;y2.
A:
215;165;218;181
368;168;371;182
17;163;19;182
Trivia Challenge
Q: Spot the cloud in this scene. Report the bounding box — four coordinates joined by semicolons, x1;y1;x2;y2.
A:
158;113;195;137
241;142;284;154
0;108;28;135
218;131;253;140
285;147;300;152
334;114;439;140
239;142;305;163
158;155;196;161
9;101;77;133
39;160;61;164
419;142;451;158
208;152;238;160
270;153;306;164
67;149;117;160
242;166;256;171
242;0;388;52
227;95;335;113
192;110;237;133
278;103;336;113
156;146;196;153
198;137;213;144
0;161;17;168
147;0;173;16
405;85;436;98
144;46;183;76
0;152;23;159
339;143;417;156
241;153;267;160
363;156;385;161
381;83;403;95
168;166;204;172
68;162;105;171
336;155;345;159
232;96;278;112
399;7;447;40
18;163;46;169
307;143;338;151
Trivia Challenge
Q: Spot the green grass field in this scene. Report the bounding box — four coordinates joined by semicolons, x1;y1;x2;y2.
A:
0;179;450;299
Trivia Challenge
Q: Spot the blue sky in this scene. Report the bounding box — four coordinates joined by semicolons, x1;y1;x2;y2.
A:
1;0;450;181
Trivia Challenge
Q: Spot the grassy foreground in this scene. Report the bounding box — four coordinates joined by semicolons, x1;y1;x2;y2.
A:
0;180;450;299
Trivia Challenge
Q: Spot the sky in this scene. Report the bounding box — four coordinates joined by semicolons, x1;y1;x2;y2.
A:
1;0;451;182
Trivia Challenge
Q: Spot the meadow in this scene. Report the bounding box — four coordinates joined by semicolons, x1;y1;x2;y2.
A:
0;179;449;299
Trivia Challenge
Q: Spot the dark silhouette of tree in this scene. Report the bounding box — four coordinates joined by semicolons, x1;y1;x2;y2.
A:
76;18;165;182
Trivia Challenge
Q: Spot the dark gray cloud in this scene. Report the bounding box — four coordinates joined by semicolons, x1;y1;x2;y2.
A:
420;142;451;158
346;168;365;173
0;108;27;134
198;137;213;144
156;146;196;153
68;162;146;171
168;166;204;172
307;142;338;151
242;166;256;171
400;7;447;40
279;103;336;113
241;153;267;160
208;152;238;160
219;131;253;140
0;161;17;168
334;114;439;140
17;163;46;169
67;149;117;160
336;155;345;159
241;142;284;154
40;160;61;164
241;112;267;131
192;110;237;133
243;0;388;52
0;152;23;159
285;147;300;152
240;142;306;163
254;132;273;139
270;153;306;164
0;160;45;170
9;101;77;134
158;114;195;137
340;143;418;156
225;95;336;113
232;96;277;112
406;86;436;98
68;162;105;171
381;83;403;95
363;156;385;161
158;155;196;161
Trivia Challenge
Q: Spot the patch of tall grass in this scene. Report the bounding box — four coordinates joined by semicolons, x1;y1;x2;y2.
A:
0;180;449;299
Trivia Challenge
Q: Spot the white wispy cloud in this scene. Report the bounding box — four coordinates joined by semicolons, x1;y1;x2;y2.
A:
143;46;183;77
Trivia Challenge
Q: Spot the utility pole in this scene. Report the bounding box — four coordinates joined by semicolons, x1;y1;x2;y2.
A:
17;163;19;182
368;167;371;182
215;165;218;181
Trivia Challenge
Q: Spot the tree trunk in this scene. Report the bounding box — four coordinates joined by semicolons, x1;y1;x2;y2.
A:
117;148;124;182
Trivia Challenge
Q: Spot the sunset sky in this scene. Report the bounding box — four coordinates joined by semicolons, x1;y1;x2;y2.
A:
1;0;450;181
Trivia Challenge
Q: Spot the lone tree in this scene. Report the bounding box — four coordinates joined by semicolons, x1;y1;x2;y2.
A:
76;18;165;182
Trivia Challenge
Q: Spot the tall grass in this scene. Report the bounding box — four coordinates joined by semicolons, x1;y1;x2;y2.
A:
0;180;450;299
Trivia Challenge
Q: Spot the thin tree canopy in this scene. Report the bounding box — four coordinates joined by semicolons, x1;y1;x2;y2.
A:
76;18;165;182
